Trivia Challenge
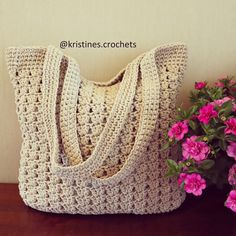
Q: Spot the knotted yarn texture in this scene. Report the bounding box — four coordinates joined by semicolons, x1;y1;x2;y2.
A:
6;43;187;214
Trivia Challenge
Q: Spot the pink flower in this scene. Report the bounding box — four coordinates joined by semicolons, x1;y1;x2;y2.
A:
182;136;210;162
219;75;228;80
226;142;236;161
177;173;187;186
211;97;236;112
215;76;228;88
224;118;236;135
184;173;206;196
168;121;188;140
197;104;218;124
215;81;225;88
195;81;207;90
225;190;236;212
233;104;236;112
228;164;236;186
211;97;232;107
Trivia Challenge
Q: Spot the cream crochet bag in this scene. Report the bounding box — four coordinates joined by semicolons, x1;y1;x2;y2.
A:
6;43;187;214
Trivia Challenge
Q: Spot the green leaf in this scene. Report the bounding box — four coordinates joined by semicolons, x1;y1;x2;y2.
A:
207;134;215;142
176;109;185;120
210;87;223;100
166;159;178;170
208;129;216;134
180;181;185;189
165;169;178;178
218;139;227;151
196;98;208;107
189;120;197;130
225;135;236;142
189;105;199;116
219;100;233;116
165;159;180;177
201;124;211;134
195;136;204;141
161;142;171;151
221;100;232;109
187;166;199;173
216;126;226;132
175;114;183;121
199;159;215;170
189;91;199;103
206;89;214;100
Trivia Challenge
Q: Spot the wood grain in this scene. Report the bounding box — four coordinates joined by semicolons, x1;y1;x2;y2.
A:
0;184;235;236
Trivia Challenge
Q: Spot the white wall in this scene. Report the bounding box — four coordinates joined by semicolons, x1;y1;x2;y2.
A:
1;0;236;182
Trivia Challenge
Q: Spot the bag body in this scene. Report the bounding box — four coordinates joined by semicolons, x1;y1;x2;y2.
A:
6;44;187;214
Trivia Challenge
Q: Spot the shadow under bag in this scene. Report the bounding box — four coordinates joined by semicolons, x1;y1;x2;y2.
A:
6;43;187;214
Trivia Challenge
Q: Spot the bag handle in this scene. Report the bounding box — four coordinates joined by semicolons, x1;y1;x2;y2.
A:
42;45;172;186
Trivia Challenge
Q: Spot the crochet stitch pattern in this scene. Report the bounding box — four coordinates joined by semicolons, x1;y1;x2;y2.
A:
6;43;187;214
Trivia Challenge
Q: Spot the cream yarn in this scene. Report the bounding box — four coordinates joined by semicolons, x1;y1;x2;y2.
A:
6;43;187;214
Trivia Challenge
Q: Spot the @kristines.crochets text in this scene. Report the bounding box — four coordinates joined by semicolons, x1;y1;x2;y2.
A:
60;40;137;49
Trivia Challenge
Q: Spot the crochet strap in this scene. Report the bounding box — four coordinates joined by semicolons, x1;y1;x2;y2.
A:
42;46;160;186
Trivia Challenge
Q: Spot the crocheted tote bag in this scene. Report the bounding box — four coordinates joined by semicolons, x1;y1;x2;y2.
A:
6;43;187;214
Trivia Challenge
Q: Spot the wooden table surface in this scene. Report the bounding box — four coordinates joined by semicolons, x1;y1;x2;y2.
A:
0;184;235;236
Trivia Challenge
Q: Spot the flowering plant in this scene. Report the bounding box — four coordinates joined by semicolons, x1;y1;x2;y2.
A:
165;76;236;212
